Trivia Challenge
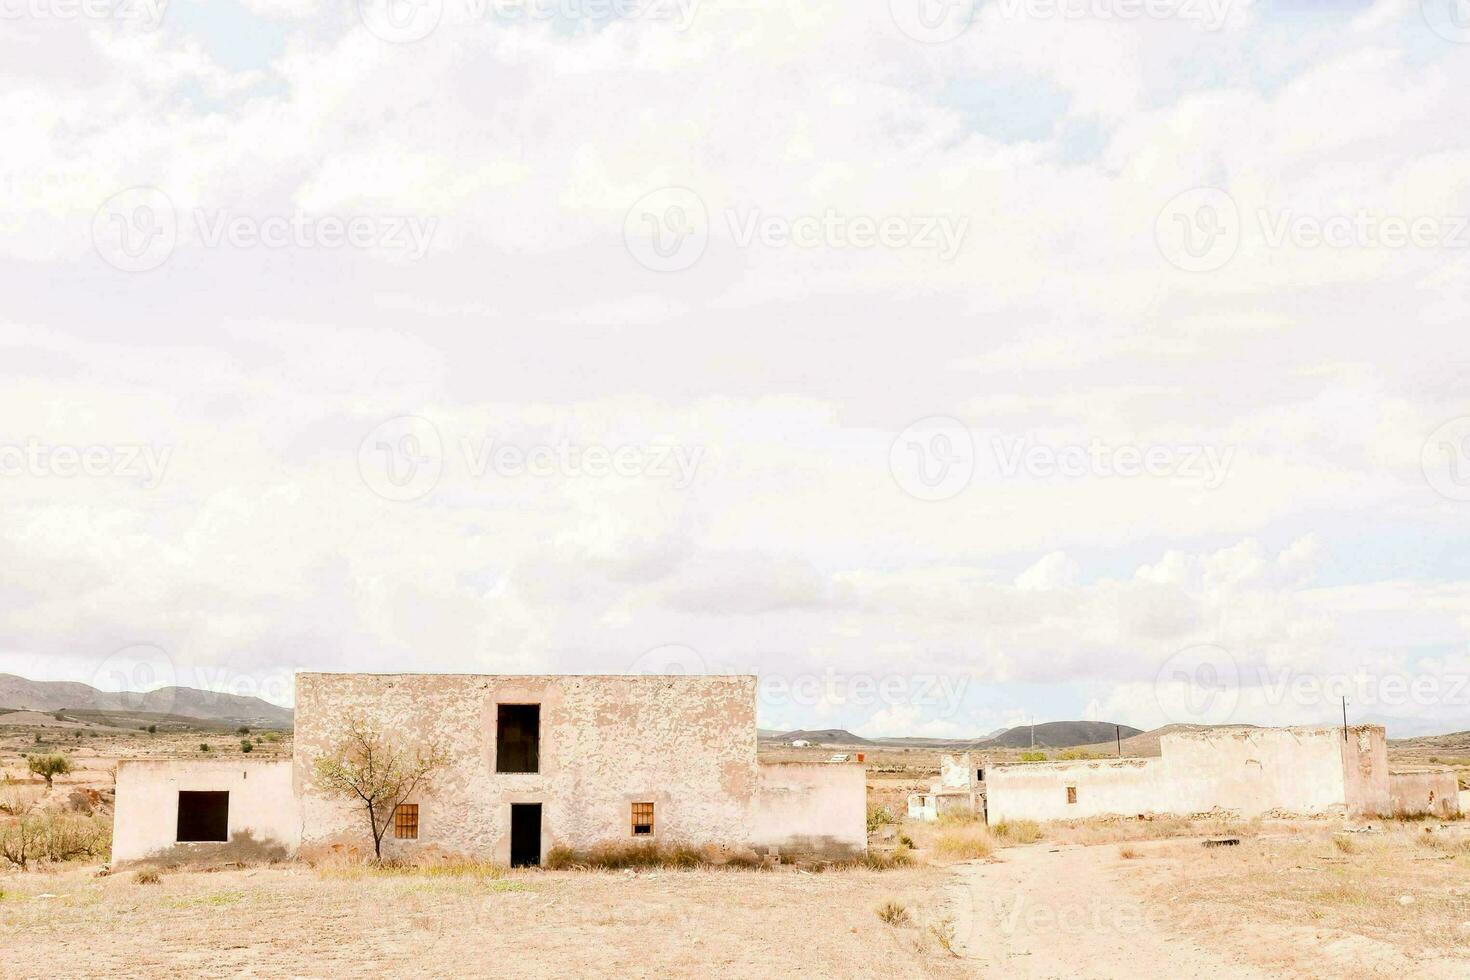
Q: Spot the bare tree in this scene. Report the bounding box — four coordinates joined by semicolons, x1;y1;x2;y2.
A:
312;717;447;862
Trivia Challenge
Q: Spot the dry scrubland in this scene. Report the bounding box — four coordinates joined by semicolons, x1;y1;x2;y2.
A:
0;863;968;980
4;725;1470;977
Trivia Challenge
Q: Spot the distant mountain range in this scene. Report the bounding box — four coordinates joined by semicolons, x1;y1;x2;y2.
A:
761;721;1142;750
0;673;292;728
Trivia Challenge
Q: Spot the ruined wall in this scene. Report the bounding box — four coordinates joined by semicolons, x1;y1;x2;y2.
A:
984;758;1169;824
984;726;1393;824
294;673;759;863
751;763;866;858
1161;726;1361;817
113;759;298;864
1340;727;1391;817
1389;770;1461;818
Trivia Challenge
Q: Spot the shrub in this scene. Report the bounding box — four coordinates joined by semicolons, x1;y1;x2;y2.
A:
240;740;254;753
1019;751;1048;763
28;754;71;789
994;820;1043;844
876;900;909;926
934;825;995;860
147;725;157;734
199;744;210;753
929;916;959;956
134;868;162;885
0;812;110;869
238;727;250;735
866;804;896;833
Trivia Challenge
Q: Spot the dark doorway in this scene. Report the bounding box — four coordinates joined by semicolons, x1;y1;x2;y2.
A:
177;791;230;842
510;803;541;867
497;704;540;773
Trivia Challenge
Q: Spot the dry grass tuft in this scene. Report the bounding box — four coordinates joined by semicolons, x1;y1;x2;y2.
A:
1332;835;1357;854
132;867;161;885
933;824;995;861
876;899;909;925
543;842;707;871
322;858;506;880
1117;844;1141;860
928;915;959;956
993;819;1043;845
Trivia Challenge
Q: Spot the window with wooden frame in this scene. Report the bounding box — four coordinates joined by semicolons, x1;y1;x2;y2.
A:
1066;786;1078;805
394;803;420;840
631;802;654;836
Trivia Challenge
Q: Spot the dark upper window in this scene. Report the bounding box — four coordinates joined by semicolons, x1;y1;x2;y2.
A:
496;704;540;773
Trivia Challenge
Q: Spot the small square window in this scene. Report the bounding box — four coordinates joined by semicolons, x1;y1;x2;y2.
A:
631;802;654;836
394;803;419;840
1066;786;1078;805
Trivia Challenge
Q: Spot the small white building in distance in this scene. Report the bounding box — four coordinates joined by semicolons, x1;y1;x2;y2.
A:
909;726;1460;824
113;673;867;866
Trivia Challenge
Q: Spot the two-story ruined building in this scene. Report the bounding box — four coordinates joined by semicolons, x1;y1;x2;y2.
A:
112;673;866;865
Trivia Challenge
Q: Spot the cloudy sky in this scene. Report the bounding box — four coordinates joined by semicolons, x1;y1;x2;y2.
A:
2;0;1468;738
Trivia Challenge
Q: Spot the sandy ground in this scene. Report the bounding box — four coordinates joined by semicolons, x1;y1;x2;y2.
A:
947;841;1275;979
947;836;1470;979
0;863;966;980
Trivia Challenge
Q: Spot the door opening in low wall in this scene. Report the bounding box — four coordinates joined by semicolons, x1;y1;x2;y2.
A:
177;791;229;843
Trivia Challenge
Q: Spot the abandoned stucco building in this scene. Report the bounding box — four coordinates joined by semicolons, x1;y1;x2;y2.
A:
908;725;1463;824
113;673;866;865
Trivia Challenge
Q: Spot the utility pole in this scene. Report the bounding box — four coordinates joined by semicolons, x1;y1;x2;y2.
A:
1116;724;1122;758
1341;696;1349;742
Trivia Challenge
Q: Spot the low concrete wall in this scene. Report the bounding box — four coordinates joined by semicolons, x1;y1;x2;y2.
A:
113;759;298;864
751;763;866;858
1389;771;1461;818
985;758;1168;824
984;726;1394;825
1162;727;1357;817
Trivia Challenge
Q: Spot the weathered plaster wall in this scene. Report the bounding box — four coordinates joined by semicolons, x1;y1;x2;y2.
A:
751;763;866;858
1161;726;1356;817
984;726;1393;824
113;759;298;864
294;673;760;863
984;758;1168;824
1389;770;1461;818
1340;727;1391;817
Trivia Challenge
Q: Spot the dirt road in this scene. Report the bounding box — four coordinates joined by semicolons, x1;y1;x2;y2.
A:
945;842;1273;979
